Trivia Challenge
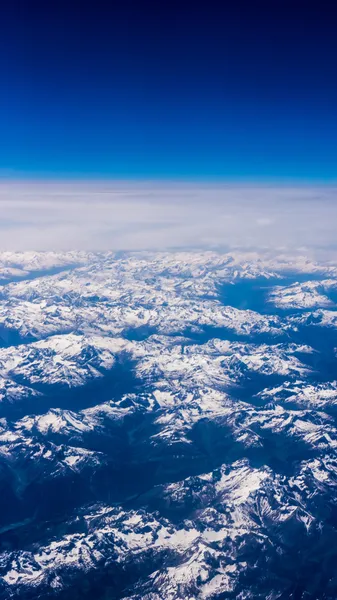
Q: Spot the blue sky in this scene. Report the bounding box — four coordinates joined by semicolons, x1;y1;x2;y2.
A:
1;1;337;180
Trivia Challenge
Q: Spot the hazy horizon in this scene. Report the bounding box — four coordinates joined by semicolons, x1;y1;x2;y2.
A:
0;181;335;260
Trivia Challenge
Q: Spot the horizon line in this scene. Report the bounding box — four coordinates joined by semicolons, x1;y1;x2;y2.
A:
0;176;337;188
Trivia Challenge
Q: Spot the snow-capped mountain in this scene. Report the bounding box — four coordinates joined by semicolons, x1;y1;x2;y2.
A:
0;250;337;599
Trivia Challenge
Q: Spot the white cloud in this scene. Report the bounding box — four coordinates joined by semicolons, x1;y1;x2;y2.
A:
256;217;274;226
0;180;336;255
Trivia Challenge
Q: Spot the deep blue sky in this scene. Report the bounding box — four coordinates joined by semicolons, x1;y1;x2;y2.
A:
1;0;337;180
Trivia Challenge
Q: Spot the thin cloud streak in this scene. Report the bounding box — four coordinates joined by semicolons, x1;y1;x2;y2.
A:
0;181;336;255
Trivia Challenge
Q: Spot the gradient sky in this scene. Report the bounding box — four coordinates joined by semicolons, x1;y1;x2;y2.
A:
1;1;337;180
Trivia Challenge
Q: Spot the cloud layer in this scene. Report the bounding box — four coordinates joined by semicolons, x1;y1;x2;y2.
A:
0;181;336;255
